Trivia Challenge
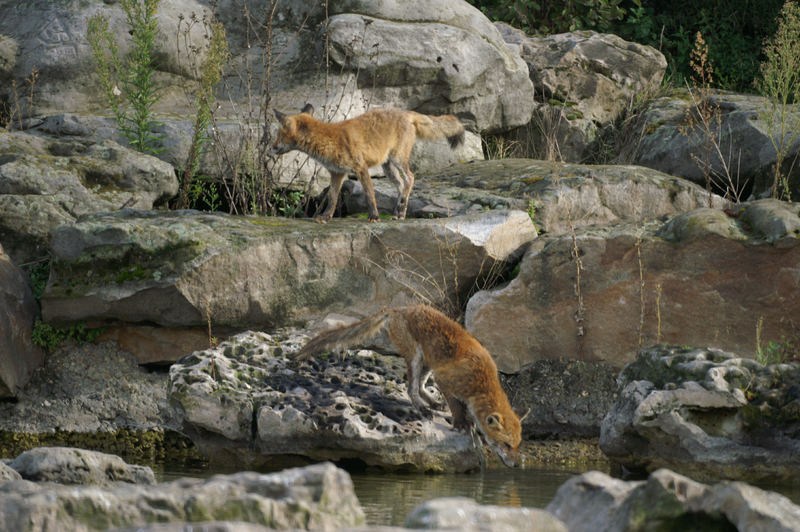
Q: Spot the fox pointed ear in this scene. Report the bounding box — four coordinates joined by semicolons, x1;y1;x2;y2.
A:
485;413;503;428
514;407;531;422
274;109;288;125
301;103;314;116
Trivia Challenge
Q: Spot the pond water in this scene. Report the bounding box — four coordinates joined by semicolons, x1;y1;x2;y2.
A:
155;460;800;528
156;461;598;527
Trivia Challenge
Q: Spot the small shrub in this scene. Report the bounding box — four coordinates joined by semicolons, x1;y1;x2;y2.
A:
31;319;106;352
756;0;800;201
87;0;165;155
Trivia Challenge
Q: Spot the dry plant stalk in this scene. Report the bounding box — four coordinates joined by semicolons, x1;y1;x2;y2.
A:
679;32;746;203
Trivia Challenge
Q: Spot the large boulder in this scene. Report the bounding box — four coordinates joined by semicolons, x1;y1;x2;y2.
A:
0;130;178;265
599;345;800;482
0;462;365;532
495;24;667;162
8;447;155;486
635;90;800;199
548;468;800;532
41;209;535;333
344;159;727;233
466;198;800;371
168;330;482;472
0;1;533;190
0;243;44;398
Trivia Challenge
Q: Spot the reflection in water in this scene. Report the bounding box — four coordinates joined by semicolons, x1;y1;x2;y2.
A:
350;467;579;527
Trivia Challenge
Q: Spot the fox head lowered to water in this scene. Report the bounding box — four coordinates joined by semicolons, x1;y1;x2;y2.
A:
474;405;529;468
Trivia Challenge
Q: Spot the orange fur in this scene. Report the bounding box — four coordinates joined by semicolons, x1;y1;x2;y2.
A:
296;305;526;467
271;105;465;222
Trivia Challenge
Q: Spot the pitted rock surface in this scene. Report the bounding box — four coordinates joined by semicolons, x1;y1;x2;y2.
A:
169;331;479;472
600;345;800;481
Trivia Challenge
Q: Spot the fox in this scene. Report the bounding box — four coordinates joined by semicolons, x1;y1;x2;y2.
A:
270;104;465;223
294;304;528;468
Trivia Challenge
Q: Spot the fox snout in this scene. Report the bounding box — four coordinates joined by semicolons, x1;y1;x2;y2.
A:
269;142;291;156
492;442;522;468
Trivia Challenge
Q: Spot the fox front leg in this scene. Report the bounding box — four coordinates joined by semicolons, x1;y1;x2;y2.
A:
314;172;346;223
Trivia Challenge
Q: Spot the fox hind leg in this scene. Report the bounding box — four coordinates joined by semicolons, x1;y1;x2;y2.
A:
383;160;409;220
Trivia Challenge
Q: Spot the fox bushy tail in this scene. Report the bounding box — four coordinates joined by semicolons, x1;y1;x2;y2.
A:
410;112;465;150
295;309;394;360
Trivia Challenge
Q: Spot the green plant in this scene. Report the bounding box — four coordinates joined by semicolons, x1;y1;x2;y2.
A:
756;0;800;201
31;319;106;352
23;260;50;303
270;190;305;218
175;15;230;210
87;0;165;155
468;0;627;35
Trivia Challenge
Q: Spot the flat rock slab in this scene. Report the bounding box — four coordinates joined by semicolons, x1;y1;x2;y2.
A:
8;446;155;486
466;198;800;370
42;209;535;331
343;159;726;235
0;461;365;532
600;345;800;482
168;331;480;472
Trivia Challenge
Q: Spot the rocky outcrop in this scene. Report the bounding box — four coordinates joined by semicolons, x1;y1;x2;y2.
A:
0;339;179;434
41;209;535;334
547;468;800;532
344;159;727;232
405;497;567;532
495;25;667;162
501;359;618;438
0;0;537;189
0;243;44;398
7;447;155;486
599;345;800;482
635;90;800;199
0;130;178;264
0;461;365;532
466;198;800;371
168;331;481;472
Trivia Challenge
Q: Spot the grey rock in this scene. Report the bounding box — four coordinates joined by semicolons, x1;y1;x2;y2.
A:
0;243;44;398
635;90;800;199
344;159;726;235
168;331;480;472
0;130;178;264
9;446;155;486
0;461;22;482
41;209;535;335
599;345;800;482
0;461;365;532
495;25;667;163
406;497;567;532
466;198;800;371
547;468;800;532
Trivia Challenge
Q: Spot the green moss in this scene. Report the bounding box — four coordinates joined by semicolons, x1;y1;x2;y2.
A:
0;429;205;466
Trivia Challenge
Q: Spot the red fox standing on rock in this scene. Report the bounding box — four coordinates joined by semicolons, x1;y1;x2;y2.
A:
270;104;465;223
295;304;528;468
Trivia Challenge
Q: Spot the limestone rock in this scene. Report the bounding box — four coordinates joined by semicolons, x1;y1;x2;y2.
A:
8;447;155;486
635;90;800;199
343;159;726;234
0;131;178;264
495;25;667;162
168;331;480;472
0;462;365;532
547;468;800;532
405;497;567;532
466;198;800;371
599;345;800;482
0;243;44;398
0;461;22;482
42;209;535;334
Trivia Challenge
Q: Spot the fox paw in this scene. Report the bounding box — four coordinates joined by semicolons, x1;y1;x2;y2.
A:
312;215;331;224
